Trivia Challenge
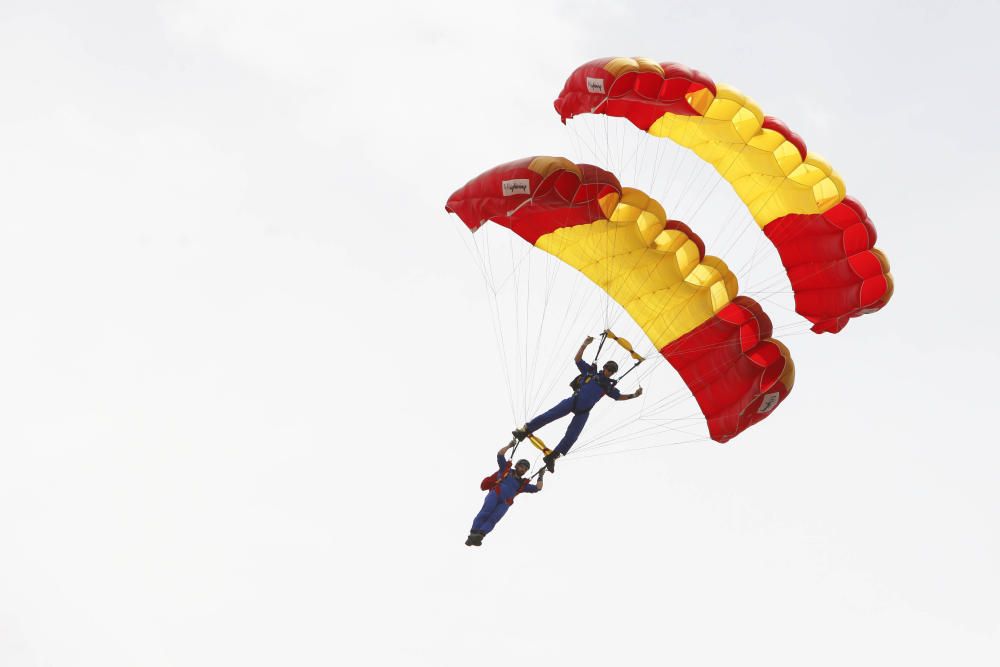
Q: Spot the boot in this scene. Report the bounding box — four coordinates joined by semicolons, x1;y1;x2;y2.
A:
511;426;529;441
543;452;559;473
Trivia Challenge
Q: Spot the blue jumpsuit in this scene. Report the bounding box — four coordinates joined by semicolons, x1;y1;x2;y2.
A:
471;454;540;535
524;360;621;456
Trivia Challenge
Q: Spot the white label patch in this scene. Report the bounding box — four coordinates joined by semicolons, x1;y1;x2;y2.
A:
501;179;531;196
586;77;606;94
757;392;781;414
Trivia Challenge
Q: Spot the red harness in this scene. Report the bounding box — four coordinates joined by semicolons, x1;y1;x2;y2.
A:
480;462;531;505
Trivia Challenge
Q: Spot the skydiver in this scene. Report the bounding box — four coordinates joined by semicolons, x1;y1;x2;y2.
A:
512;336;642;473
466;441;544;547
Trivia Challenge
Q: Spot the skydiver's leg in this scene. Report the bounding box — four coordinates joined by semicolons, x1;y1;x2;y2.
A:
478;502;510;535
524;397;575;433
552;410;590;457
471;491;502;534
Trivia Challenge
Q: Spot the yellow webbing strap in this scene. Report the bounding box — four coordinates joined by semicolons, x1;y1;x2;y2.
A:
603;329;645;362
527;434;552;456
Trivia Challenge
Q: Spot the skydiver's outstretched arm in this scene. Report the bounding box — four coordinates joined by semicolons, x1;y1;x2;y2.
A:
615;387;644;401
497;441;516;458
574;336;595;363
534;469;545;491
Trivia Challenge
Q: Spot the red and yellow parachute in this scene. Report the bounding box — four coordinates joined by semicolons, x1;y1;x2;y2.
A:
447;157;794;443
554;57;893;334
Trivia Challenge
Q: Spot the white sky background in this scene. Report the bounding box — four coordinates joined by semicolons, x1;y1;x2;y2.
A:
1;0;998;665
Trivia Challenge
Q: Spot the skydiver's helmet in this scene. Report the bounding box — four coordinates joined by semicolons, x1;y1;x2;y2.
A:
515;459;531;474
602;360;619;375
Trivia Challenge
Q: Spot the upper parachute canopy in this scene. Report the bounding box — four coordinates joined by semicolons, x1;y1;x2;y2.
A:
554;57;893;334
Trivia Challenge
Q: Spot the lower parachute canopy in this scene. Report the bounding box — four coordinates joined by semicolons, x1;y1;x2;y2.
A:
446;156;795;442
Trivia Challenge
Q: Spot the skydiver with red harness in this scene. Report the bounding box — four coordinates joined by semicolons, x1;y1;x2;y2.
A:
466;441;544;547
512;335;643;473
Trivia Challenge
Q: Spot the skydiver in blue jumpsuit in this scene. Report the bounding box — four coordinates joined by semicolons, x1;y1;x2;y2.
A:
466;441;544;547
512;336;643;473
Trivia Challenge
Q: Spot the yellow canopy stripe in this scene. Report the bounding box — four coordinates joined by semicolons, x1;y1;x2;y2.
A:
645;84;846;227
534;187;738;350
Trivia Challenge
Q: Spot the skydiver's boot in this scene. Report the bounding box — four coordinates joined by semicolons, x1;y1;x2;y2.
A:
465;531;484;547
543;452;560;474
512;426;529;442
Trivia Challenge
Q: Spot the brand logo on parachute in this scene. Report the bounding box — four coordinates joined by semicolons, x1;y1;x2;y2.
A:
586;77;606;94
757;392;781;414
501;179;531;196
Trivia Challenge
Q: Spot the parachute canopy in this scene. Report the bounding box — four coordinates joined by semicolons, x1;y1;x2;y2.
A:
447;156;794;442
554;57;893;334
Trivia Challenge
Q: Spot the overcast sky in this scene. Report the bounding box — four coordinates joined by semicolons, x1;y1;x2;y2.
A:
1;1;998;666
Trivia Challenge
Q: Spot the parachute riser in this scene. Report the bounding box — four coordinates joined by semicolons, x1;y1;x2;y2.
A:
591;331;609;365
615;359;643;382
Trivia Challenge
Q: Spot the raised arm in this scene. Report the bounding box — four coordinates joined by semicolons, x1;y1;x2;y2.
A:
574;336;595;363
497;440;516;459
